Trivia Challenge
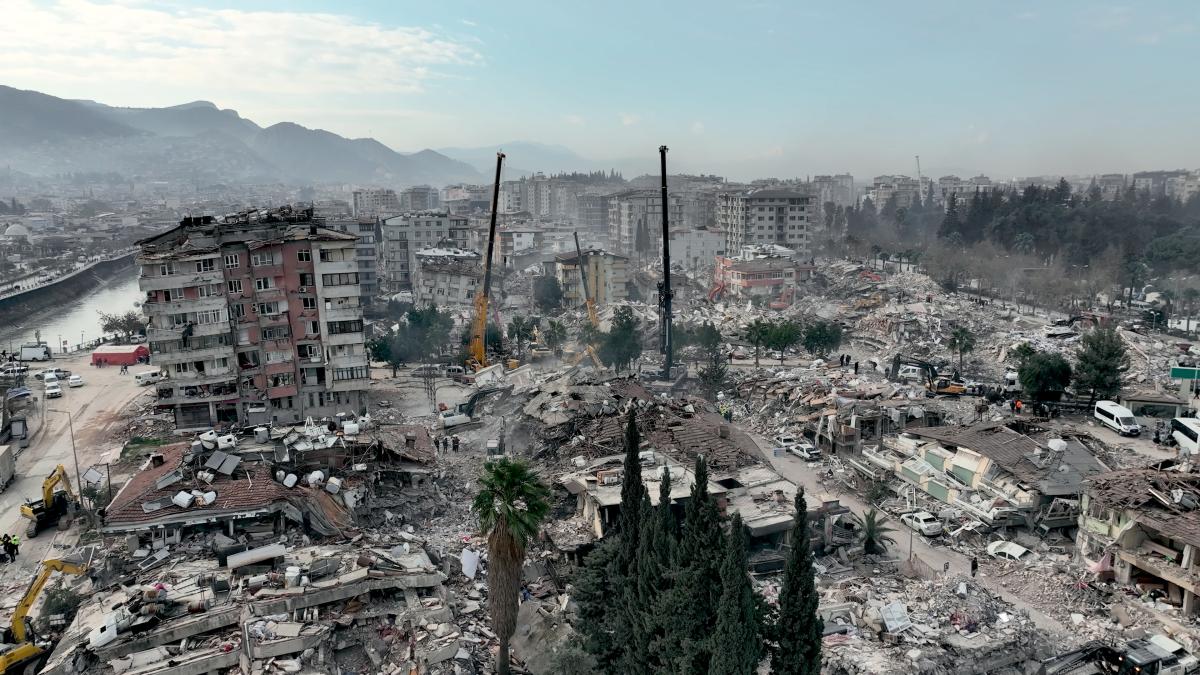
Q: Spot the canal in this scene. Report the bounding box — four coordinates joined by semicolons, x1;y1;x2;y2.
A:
0;269;143;354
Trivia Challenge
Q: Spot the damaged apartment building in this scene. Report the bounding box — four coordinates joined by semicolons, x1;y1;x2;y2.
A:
136;206;371;430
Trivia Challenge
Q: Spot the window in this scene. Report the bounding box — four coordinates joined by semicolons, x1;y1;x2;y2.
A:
269;372;295;388
321;272;359;286
231;303;246;319
173;363;190;374
195;259;215;273
168;313;189;327
298;273;315;287
224;254;240;269
251;252;275;267
319;248;349;262
266;350;292;364
227;279;243;294
262;325;291;340
215;357;230;369
327;320;363;335
256;302;280;316
304;320;320;335
297;344;319;359
301;297;317;310
159;262;177;276
297;249;311;262
195;309;224;325
333;366;369;381
163;288;185;302
197;284;221;298
255;277;275;291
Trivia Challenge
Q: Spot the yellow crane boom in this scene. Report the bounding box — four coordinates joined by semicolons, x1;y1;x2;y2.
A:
1;548;93;674
468;152;505;371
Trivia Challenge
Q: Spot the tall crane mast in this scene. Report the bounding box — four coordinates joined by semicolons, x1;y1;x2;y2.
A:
468;152;505;370
657;146;674;379
573;232;599;329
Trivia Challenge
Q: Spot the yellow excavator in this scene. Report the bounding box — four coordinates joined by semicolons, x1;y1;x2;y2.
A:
0;548;93;674
468;152;505;372
19;465;76;538
572;232;604;368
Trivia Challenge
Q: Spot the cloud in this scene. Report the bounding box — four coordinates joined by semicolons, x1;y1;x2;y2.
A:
460;19;478;27
564;114;586;127
619;113;640;126
0;0;482;102
690;121;705;134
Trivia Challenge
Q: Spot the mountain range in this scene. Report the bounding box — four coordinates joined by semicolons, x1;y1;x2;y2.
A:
0;85;484;186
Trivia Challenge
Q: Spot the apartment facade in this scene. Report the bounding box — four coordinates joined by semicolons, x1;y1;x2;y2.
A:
351;189;400;218
554;249;629;307
325;216;379;304
400;185;439;212
379;211;470;291
607;189;663;257
670;226;725;272
717;188;815;257
412;248;482;308
136;207;370;430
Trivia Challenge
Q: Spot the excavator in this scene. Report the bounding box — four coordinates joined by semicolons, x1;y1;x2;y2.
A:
19;465;76;538
0;548;93;674
888;354;966;396
572;232;604;368
468;152;505;372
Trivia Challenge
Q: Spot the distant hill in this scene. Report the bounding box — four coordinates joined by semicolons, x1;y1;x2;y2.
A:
437;141;610;176
0;85;483;185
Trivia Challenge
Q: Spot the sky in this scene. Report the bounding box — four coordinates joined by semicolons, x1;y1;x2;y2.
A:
2;0;1198;180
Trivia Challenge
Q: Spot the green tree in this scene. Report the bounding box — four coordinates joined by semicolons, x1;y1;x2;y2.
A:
1012;232;1035;256
472;459;551;675
693;322;724;364
947;326;976;373
766;320;803;364
1011;342;1037;367
772;488;822;675
544;319;568;356
613;408;649;669
631;461;678;671
852;509;897;555
1018;352;1073;400
1074;327;1129;402
938;193;960;240
98;308;145;341
699;361;729;399
599;306;642;372
507;316;537;357
533;275;564;312
575;540;621;663
801;320;843;358
747;319;772;367
710;513;763;675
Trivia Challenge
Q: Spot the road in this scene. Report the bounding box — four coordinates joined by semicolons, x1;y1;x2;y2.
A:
0;351;150;598
744;431;1071;638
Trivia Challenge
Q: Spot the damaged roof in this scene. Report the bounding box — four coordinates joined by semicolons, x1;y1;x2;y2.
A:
1085;467;1200;548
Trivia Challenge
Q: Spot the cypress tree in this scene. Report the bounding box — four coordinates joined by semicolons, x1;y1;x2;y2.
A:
618;406;647;551
710;513;763;675
630;467;675;671
574;538;621;664
655;456;723;674
773;488;823;675
613;407;648;669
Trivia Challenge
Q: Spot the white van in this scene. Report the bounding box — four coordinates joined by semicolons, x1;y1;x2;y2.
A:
1095;400;1141;436
134;370;163;386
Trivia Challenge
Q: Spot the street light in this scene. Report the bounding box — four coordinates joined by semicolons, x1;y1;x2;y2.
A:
47;408;84;512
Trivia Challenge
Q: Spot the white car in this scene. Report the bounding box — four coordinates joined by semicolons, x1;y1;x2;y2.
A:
986;541;1034;562
68;375;84;388
788;441;822;461
44;382;63;398
900;511;943;537
0;363;28;375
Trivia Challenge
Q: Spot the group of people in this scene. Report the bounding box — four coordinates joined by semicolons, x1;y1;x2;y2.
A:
1;533;20;563
433;435;461;453
93;360;132;373
836;353;860;374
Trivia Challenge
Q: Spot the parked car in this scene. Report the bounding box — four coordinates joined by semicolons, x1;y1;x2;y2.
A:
986;541;1034;562
900;511;944;537
34;367;71;381
1;363;29;375
68;374;84;388
134;370;163;386
788;441;822;461
412;364;441;377
44;382;63;398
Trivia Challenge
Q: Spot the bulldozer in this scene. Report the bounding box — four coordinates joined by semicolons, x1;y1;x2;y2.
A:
19;464;76;538
0;548;93;674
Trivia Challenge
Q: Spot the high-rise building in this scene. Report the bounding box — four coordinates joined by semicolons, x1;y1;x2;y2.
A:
400;185;440;211
352;189;400;218
606;189;663;256
717;188;816;256
379;211;470;291
812;174;855;208
325;216;379;304
136;207;370;430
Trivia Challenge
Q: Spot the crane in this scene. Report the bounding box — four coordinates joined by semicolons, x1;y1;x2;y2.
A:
468;152;505;371
572;232;603;368
0;548;93;674
20;464;76;537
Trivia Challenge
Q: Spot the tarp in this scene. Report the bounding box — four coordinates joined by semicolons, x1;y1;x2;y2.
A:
92;343;149;365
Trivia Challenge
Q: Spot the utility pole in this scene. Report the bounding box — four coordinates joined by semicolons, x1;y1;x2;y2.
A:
657;146;674;380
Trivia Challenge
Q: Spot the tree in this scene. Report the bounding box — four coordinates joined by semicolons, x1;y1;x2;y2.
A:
710;513;762;675
747;319;772;367
801;320;842;358
766;320;803;364
612;409;649;669
1074;327;1129;402
852;509;897;555
544;320;568;356
1012;232;1035;256
773;488;822;675
698;361;729;399
599;306;642;372
472;459;551;675
947;326;976;373
507;316;537;357
575;540;622;664
630;454;678;671
1018;351;1073;400
1011;342;1037;367
938;193;960;240
98;309;145;341
533;276;564;312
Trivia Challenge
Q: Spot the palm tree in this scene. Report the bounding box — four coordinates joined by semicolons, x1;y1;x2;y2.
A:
947;326;976;374
851;509;897;555
1013;232;1035;256
473;459;551;675
544;320;568;356
507;317;536;358
747;319;771;367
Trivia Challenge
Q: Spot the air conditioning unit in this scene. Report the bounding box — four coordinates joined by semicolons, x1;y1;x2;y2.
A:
298;286;308;293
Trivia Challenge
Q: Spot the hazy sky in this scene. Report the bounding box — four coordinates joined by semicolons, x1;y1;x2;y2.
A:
3;0;1198;180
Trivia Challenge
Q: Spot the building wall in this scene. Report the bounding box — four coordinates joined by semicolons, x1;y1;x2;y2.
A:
379;212;470;291
556;252;628;307
718;191;814;257
352;189;400;218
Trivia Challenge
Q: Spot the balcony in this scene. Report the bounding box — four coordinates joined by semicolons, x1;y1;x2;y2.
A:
163;369;237;387
140;270;224;291
152;345;235;365
156;383;239;406
143;295;227;315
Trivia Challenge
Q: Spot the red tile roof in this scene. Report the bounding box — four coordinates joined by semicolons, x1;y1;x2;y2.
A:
107;443;294;526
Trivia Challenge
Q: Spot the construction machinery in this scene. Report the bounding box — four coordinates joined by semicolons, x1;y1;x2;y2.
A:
20;464;76;537
0;548;93;674
888;355;965;396
572;232;603;368
467;152;505;372
1038;634;1199;674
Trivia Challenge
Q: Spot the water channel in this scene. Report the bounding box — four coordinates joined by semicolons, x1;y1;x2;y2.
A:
0;269;143;354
